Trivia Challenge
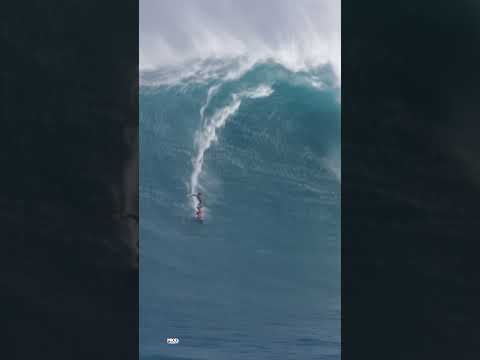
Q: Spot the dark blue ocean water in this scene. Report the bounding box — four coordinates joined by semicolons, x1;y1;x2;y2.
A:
140;59;340;360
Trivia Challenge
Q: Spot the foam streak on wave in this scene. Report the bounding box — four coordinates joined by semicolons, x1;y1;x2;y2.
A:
200;84;220;122
190;85;274;210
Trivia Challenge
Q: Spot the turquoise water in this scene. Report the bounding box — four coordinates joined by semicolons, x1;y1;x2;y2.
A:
140;59;340;360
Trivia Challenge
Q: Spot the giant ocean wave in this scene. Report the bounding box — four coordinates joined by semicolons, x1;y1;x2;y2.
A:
140;57;340;359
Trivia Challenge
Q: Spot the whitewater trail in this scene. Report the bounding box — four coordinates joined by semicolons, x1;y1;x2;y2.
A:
189;84;274;211
200;84;220;125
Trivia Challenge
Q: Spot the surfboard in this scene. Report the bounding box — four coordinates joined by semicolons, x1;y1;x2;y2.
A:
194;211;203;222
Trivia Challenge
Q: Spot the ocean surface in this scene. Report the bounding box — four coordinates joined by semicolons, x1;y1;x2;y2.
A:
140;57;340;360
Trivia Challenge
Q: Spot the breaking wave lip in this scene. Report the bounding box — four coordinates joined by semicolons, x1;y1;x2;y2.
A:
189;84;274;211
140;56;255;88
139;54;339;89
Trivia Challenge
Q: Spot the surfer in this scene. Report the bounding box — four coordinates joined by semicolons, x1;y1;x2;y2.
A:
190;192;203;220
195;206;203;220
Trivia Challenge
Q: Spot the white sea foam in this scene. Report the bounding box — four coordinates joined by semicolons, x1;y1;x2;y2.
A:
200;84;221;121
139;56;260;89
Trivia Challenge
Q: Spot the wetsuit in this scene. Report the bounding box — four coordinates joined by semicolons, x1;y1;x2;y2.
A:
191;193;203;218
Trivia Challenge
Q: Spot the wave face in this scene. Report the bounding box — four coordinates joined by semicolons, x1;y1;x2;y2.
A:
140;58;340;360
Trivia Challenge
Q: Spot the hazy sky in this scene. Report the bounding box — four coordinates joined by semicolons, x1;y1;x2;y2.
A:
140;0;340;77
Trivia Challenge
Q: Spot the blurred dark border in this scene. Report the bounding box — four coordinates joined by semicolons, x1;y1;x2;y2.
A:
2;2;138;359
343;1;480;358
